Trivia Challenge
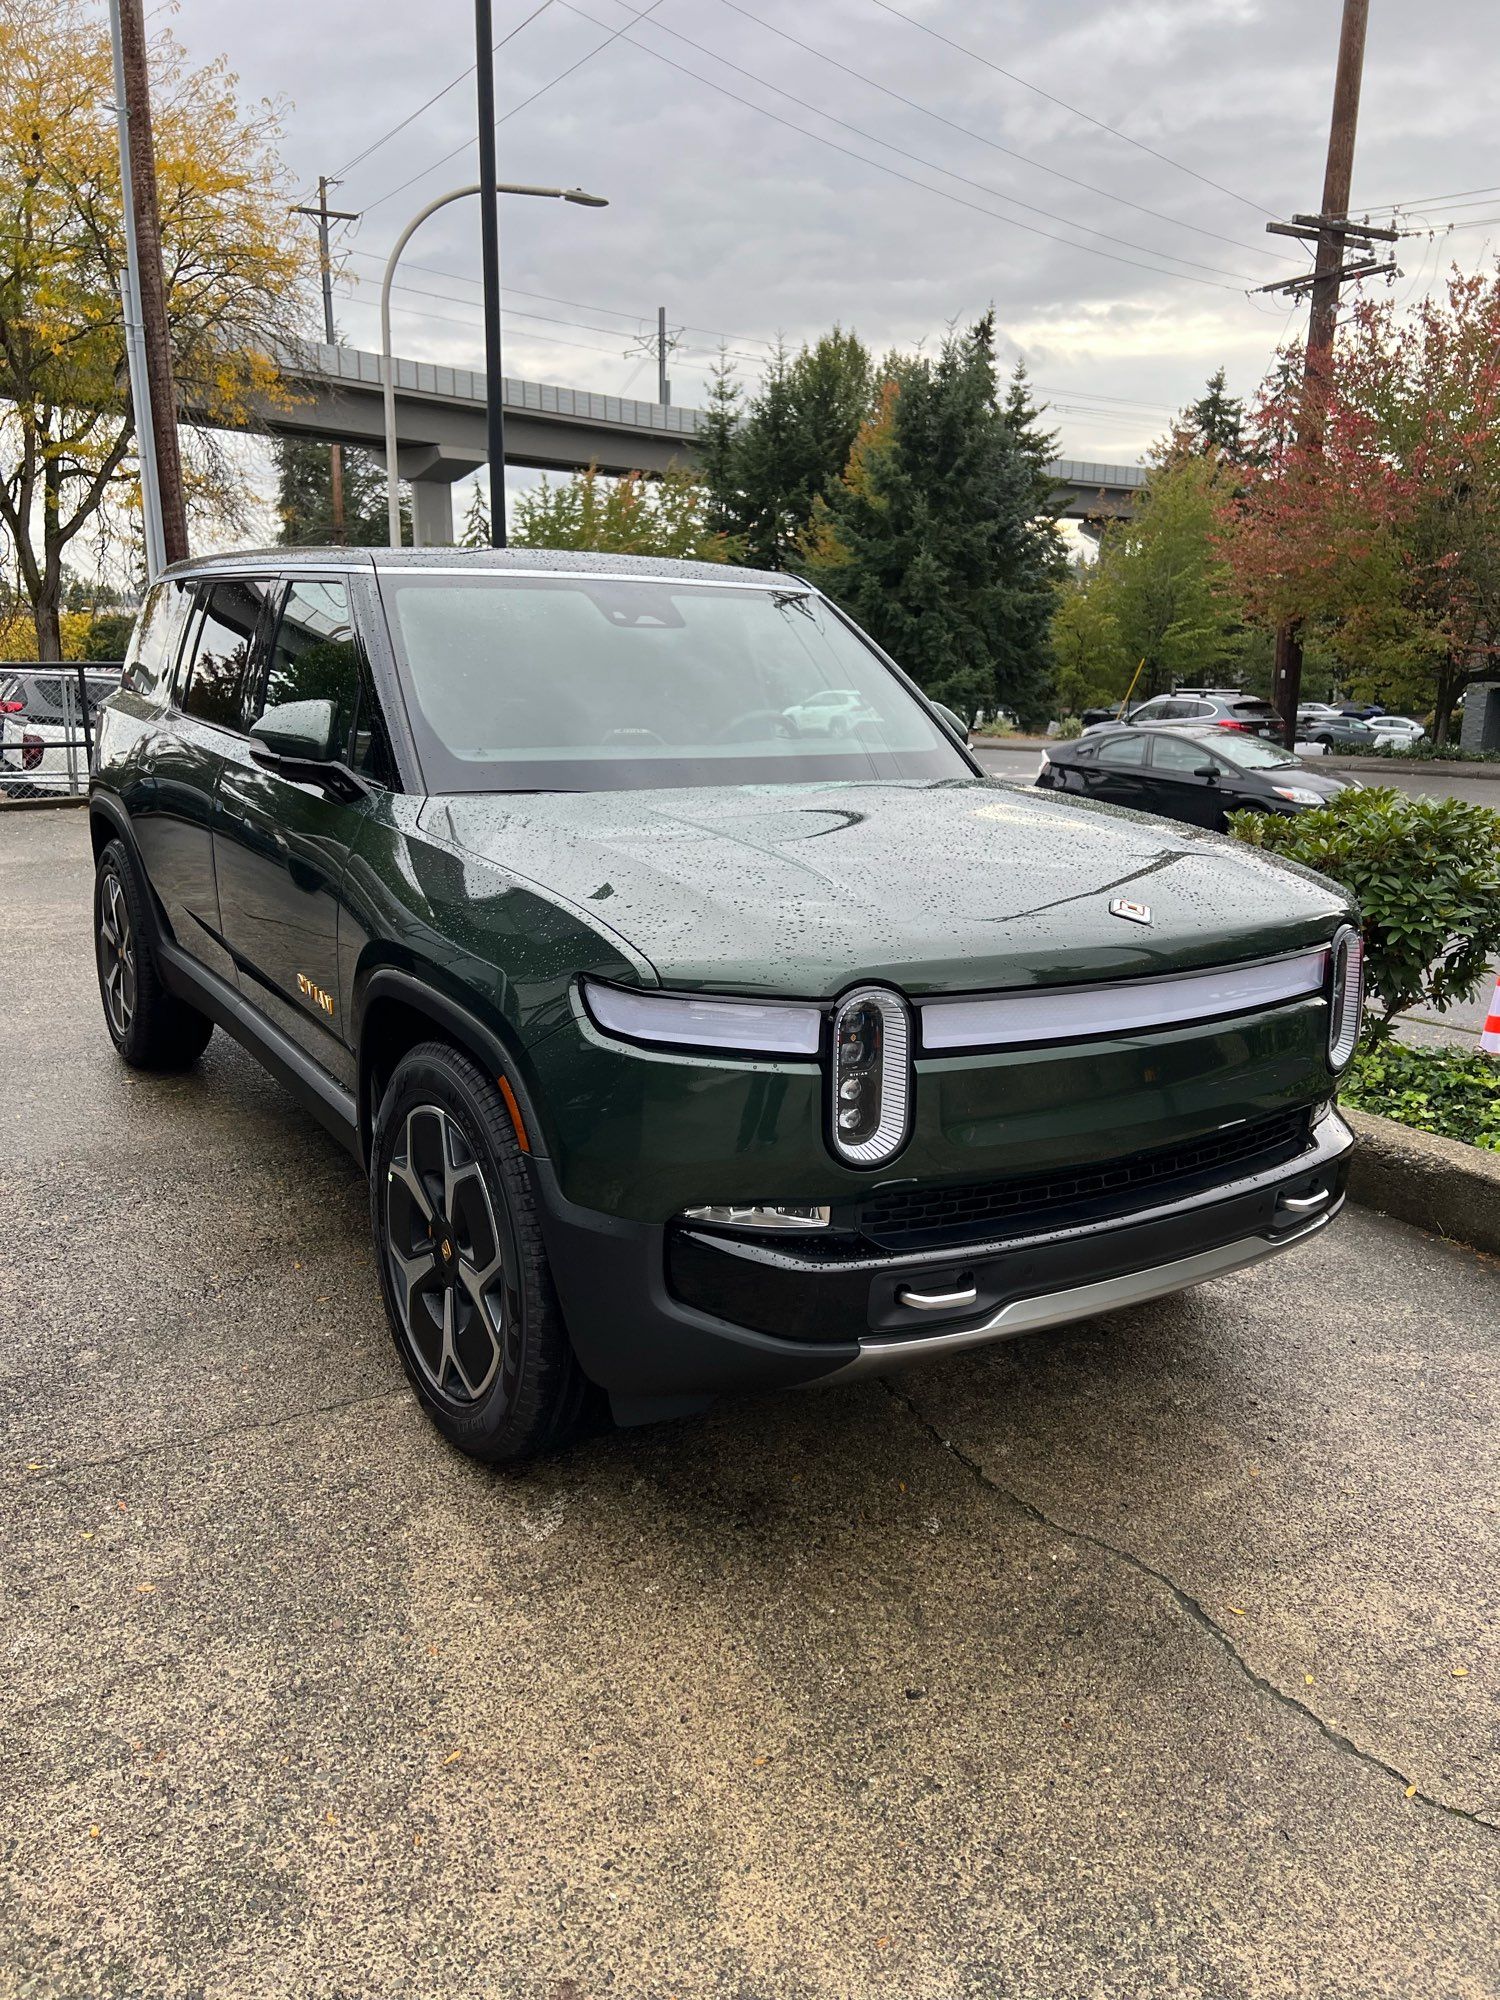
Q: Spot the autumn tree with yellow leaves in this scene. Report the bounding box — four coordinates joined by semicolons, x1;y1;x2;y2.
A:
0;0;316;656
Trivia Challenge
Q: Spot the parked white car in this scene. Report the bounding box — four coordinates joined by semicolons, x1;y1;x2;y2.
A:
0;667;118;796
1367;715;1427;748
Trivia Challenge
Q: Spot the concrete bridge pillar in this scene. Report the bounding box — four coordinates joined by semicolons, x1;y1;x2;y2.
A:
390;443;486;547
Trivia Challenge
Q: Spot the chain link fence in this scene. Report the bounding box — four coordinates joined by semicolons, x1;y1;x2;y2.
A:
0;662;123;804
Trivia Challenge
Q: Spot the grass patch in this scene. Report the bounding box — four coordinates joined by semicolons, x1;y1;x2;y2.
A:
1343;1040;1500;1150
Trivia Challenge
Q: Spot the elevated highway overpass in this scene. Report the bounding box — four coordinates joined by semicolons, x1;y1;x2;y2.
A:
237;340;1146;543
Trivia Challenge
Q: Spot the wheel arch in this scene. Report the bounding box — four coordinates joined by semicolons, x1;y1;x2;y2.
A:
354;966;550;1171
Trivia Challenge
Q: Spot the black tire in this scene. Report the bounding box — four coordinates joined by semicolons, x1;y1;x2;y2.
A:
93;839;214;1071
370;1041;588;1463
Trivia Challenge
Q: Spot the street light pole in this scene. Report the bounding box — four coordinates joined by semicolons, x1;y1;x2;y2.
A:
106;0;164;582
475;0;506;546
379;184;607;548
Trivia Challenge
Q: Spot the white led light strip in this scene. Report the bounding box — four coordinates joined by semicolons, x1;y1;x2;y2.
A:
920;949;1330;1053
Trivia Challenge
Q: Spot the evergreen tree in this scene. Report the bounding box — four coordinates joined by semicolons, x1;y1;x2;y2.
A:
717;328;874;568
696;347;743;541
273;436;400;545
460;482;491;549
803;317;1064;723
511;465;734;561
1183;367;1245;457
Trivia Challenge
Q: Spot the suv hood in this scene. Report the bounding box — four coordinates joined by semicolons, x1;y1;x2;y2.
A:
426;779;1349;997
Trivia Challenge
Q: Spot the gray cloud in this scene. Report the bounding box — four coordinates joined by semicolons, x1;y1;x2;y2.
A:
178;0;1500;469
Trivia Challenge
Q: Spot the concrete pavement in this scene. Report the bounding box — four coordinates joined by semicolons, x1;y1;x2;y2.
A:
1;811;1495;2000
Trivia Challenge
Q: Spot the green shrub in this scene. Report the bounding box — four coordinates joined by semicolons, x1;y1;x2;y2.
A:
1228;787;1500;1041
1054;714;1083;739
1343;1040;1500;1150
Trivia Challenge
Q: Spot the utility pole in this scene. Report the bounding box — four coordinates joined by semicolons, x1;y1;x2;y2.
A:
1254;0;1397;745
657;306;671;406
474;0;507;547
113;0;189;566
292;178;360;541
106;0;164;581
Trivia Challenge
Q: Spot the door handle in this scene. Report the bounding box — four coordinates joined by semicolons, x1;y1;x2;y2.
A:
896;1282;979;1312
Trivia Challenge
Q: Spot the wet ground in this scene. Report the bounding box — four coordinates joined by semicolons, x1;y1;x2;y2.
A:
2;811;1495;1999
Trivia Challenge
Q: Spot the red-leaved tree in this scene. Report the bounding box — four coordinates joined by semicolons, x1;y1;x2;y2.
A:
1218;271;1500;742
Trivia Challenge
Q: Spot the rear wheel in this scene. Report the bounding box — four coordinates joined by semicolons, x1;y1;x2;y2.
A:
93;839;214;1070
371;1042;588;1463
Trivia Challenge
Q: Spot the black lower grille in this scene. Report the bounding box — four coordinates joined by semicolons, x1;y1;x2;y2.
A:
858;1108;1312;1250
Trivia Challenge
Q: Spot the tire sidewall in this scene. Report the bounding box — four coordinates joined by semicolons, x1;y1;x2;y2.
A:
370;1046;553;1460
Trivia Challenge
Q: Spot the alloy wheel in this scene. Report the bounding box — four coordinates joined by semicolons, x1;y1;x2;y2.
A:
97;870;136;1039
384;1103;515;1405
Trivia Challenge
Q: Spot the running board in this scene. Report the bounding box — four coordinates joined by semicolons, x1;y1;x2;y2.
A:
155;938;361;1161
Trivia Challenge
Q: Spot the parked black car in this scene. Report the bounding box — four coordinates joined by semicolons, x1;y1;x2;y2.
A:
1036;725;1354;831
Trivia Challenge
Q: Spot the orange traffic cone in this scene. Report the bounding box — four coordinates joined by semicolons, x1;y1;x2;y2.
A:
1482;971;1500;1057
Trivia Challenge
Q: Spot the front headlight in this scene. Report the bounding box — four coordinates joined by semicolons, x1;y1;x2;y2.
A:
579;979;822;1056
1272;785;1328;806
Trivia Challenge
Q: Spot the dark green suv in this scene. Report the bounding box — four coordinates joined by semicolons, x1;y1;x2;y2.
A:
90;549;1362;1461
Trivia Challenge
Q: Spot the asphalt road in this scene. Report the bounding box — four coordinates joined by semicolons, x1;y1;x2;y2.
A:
2;811;1496;2000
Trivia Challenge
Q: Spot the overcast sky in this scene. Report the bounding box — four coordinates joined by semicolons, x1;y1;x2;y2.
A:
170;0;1500;481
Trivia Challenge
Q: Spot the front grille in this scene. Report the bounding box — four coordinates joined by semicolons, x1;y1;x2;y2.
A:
858;1107;1311;1250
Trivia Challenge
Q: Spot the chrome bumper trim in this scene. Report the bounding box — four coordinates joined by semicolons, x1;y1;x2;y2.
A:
826;1196;1343;1381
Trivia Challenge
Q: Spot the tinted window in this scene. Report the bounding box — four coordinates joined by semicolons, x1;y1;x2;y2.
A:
1095;733;1147;767
123;582;192;698
180;581;271;729
1152;734;1218;772
1230;698;1278;718
254;580;358;749
379;574;970;795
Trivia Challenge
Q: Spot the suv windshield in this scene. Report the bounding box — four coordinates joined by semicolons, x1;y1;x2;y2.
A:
378;573;970;793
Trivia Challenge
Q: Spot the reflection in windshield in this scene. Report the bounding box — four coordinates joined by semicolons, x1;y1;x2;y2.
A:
1209;734;1298;771
379;573;971;795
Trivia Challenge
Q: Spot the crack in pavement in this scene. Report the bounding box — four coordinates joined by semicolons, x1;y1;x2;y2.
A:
885;1381;1498;1837
7;1387;407;1492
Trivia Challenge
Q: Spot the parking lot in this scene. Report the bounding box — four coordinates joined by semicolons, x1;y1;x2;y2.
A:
2;809;1495;1999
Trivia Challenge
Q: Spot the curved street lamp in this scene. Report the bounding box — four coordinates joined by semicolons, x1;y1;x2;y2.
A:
380;183;609;547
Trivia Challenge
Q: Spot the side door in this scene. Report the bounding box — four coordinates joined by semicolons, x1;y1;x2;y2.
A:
1145;732;1229;829
1082;730;1153;810
213;576;377;1086
136;576;275;984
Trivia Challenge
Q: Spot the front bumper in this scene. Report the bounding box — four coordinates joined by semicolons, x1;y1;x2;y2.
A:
532;1109;1354;1423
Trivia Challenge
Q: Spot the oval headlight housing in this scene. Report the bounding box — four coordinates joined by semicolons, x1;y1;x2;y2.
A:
830;986;911;1167
1327;925;1365;1071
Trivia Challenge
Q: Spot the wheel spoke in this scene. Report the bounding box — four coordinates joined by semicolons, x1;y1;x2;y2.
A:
389;1239;440;1328
387;1150;434;1225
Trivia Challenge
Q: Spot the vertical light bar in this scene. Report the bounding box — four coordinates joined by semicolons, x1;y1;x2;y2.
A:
1328;926;1365;1069
830;987;911;1167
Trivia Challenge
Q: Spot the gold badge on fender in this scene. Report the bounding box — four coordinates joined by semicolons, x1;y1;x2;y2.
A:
297;972;336;1016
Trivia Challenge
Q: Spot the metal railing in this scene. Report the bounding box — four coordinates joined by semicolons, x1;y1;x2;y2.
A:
0;661;122;804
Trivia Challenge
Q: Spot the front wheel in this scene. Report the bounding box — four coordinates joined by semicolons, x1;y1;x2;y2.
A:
370;1042;588;1463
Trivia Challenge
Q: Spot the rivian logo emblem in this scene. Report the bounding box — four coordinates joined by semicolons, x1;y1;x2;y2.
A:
297;972;336;1016
1109;898;1153;926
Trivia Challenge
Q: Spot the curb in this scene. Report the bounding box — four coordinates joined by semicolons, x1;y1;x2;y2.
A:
0;794;89;811
1342;1103;1500;1256
1317;756;1499;778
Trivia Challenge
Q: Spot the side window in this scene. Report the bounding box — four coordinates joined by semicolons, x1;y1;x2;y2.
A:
1096;733;1147;767
179;580;271;730
1153;735;1217;772
253;579;361;760
122;581;192;699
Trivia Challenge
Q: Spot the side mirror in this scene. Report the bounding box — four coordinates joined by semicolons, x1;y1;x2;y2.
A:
1194;761;1221;780
250;698;337;762
931;701;971;745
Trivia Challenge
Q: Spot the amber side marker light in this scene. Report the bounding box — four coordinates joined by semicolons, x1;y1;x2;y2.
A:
498;1075;531;1153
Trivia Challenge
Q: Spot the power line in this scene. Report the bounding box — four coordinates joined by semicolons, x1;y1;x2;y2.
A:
575;0;1260;282
293;0;557;205
1358;182;1500;214
547;0;1253;292
709;0;1279;262
859;0;1274;218
360;0;667;211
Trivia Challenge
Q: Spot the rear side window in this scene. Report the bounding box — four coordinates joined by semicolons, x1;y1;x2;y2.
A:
123;582;192;698
1096;733;1147;767
179;580;272;730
